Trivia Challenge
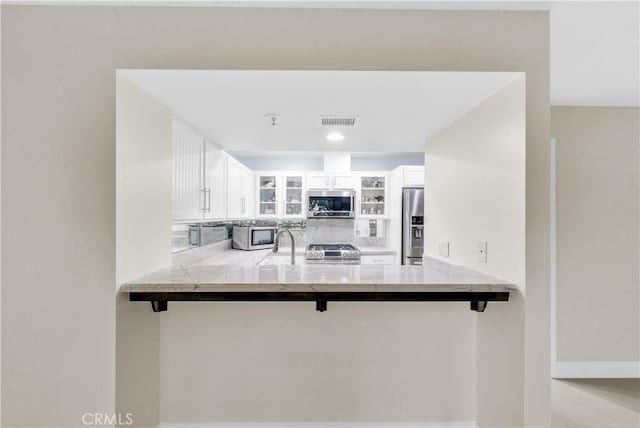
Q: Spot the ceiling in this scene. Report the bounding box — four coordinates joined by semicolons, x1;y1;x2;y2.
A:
121;70;521;153
27;0;638;107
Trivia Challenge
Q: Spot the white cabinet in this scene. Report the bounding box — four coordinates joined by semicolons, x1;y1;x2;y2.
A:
360;254;395;265
333;174;357;189
242;169;255;217
283;174;305;218
306;173;332;190
203;141;225;220
403;166;425;186
306;173;357;190
226;155;254;219
173;117;254;222
226;156;243;219
256;173;280;217
359;174;388;218
173;119;206;221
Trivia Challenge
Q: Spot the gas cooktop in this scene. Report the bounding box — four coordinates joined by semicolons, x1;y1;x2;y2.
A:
305;244;361;264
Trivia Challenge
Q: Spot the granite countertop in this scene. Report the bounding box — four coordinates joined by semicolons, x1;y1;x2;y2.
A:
122;253;516;294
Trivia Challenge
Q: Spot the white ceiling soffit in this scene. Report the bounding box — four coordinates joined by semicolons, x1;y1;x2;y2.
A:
120;70;521;153
28;0;635;106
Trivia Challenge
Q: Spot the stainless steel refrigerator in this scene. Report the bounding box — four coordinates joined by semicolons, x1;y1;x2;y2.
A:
402;187;424;265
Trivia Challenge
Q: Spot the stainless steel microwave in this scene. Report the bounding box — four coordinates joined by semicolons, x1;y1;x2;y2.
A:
307;190;356;219
232;226;277;250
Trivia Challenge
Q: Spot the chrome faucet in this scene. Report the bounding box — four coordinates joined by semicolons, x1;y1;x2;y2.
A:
273;228;296;265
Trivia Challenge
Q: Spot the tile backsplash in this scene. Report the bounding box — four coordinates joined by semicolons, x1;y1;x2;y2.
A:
173;217;388;253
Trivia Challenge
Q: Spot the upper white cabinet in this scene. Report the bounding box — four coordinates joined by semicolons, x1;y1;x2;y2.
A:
242;168;255;217
306;173;332;190
256;173;280;217
333;174;357;189
359;174;389;218
402;166;425;187
226;155;254;219
283;174;305;218
173;117;253;222
173;118;207;221
306;172;357;190
203;141;226;220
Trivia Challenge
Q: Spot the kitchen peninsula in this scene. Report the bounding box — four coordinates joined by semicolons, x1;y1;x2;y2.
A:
122;254;516;313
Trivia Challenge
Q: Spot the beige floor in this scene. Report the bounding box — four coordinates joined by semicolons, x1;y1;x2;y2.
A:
552;379;640;428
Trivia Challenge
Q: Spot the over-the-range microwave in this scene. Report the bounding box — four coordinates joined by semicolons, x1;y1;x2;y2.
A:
307;190;356;219
232;226;277;251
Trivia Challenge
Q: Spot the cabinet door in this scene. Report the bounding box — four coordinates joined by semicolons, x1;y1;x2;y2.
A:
360;175;388;218
283;174;304;217
332;174;356;189
173;119;204;221
403;166;425;187
257;174;279;217
241;169;255;217
307;173;331;190
226;157;243;218
203;141;225;219
360;254;395;265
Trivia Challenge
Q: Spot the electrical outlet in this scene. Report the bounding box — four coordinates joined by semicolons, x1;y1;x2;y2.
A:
438;241;450;257
478;242;488;263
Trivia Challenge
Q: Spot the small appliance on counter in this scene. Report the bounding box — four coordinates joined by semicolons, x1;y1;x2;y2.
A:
232;225;277;250
188;224;228;247
305;244;361;264
402;187;425;265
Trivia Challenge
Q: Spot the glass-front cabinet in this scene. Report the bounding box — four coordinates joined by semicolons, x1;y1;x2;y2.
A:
257;174;279;217
360;175;387;217
283;175;304;217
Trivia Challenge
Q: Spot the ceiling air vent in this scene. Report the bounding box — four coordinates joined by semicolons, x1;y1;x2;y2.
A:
320;116;360;127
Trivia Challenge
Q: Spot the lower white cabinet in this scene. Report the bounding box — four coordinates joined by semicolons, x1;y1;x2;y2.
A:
360;254;395;265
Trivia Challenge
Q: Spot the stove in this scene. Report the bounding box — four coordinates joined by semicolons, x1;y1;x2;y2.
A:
305;244;361;264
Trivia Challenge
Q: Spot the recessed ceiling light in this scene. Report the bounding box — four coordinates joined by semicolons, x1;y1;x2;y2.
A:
326;132;345;142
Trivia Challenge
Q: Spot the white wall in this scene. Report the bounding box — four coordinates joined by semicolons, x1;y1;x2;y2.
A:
424;76;527;427
115;74;174;427
552;106;639;364
1;7;549;427
549;106;640;427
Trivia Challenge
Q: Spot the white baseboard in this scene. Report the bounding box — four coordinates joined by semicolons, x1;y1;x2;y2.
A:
552;361;640;379
158;423;480;428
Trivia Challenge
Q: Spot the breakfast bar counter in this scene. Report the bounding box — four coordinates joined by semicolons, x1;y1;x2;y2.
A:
122;255;516;313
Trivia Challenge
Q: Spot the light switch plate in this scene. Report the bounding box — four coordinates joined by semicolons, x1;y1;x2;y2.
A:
438;241;450;257
478;242;488;263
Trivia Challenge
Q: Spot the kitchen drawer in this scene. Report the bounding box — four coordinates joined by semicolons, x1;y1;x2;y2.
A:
360;254;395;265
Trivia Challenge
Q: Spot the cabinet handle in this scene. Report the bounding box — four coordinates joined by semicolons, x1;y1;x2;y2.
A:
241;197;245;214
206;188;211;212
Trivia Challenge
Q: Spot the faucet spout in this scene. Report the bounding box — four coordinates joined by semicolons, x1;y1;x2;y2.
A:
273;228;296;265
